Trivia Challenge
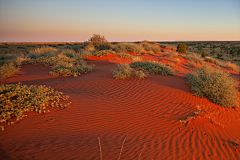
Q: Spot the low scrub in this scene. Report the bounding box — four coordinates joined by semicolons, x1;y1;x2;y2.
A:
180;53;204;64
0;83;71;131
225;62;239;72
0;62;20;79
112;63;147;79
142;43;160;53
114;43;144;54
130;60;175;75
204;57;225;67
31;46;58;53
93;50;113;57
50;61;95;78
163;51;178;58
113;64;133;79
113;52;135;59
186;65;239;108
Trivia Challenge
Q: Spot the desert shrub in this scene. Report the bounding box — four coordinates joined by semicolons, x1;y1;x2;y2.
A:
202;51;208;58
112;64;133;79
132;56;143;62
72;44;84;52
98;43;112;50
177;43;187;54
0;83;71;131
186;65;239;108
163;51;178;58
134;70;147;78
113;52;135;59
59;49;76;58
114;43;144;54
225;62;239;72
26;52;42;59
142;43;160;53
174;58;180;64
140;50;146;55
88;34;107;44
93;50;113;57
79;50;94;59
130;60;175;75
180;53;204;64
14;56;26;66
204;57;227;68
84;44;96;51
31;46;58;53
50;61;95;78
0;62;20;79
36;54;77;66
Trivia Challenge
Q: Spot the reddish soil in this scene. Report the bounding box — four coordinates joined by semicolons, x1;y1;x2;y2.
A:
0;52;240;160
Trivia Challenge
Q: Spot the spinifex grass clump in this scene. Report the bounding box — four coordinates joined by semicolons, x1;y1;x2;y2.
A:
36;54;78;66
50;61;95;78
142;43;160;53
0;83;71;131
113;52;136;59
114;43;144;54
0;62;20;80
180;53;204;64
113;64;133;79
186;65;239;108
130;60;175;75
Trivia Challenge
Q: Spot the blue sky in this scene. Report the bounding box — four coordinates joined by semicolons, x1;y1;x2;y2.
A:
0;0;239;42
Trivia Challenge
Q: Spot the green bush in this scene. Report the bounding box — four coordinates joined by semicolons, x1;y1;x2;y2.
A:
186;65;239;108
50;61;95;78
202;51;208;58
113;64;133;79
0;62;20;79
130;60;175;75
177;43;187;54
0;83;71;130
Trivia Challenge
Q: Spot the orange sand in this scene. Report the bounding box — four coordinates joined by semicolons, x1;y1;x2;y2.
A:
0;51;240;160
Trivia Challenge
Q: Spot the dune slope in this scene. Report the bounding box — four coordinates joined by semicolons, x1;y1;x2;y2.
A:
0;57;240;160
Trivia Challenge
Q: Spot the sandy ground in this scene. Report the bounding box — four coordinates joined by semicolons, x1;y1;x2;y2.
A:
0;52;240;160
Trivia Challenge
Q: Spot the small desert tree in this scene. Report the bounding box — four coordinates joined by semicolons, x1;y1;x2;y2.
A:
177;43;187;54
88;34;107;44
201;51;208;58
88;34;108;50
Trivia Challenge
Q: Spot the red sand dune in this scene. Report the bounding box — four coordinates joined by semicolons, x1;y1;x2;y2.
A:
0;52;240;160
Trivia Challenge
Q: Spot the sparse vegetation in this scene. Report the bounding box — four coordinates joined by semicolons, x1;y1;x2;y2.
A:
130;60;175;75
114;43;144;54
50;61;95;78
186;65;239;108
0;62;20;79
180;53;204;64
113;64;133;79
142;43;160;53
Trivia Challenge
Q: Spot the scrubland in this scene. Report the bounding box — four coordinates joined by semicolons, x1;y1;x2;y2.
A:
0;38;240;159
